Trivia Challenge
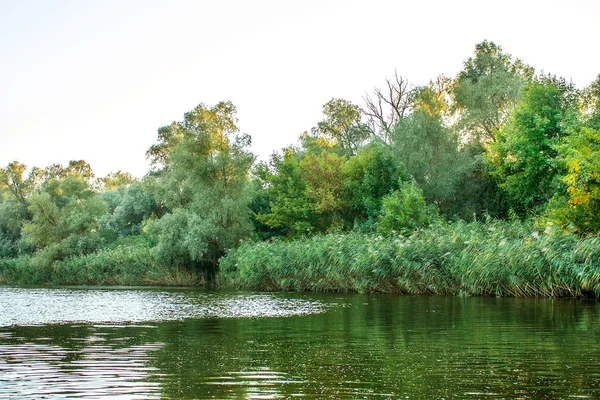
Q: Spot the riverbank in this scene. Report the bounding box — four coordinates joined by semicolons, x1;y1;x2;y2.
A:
2;220;599;298
219;221;600;298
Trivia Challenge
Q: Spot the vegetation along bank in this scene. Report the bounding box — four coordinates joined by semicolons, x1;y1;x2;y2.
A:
1;41;599;296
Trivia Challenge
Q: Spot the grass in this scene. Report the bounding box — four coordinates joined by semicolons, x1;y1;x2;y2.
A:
0;244;201;286
219;220;600;298
3;219;599;297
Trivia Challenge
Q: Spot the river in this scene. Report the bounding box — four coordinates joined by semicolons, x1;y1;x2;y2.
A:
0;287;599;399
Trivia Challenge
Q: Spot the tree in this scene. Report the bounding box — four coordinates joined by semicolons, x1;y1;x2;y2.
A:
582;75;600;130
300;150;348;231
454;40;533;143
487;76;579;215
0;161;44;204
0;197;28;257
22;175;105;250
391;84;466;214
98;171;135;190
100;183;157;237
546;127;600;233
362;70;415;143
307;98;371;155
343;143;406;230
255;148;314;236
147;101;254;277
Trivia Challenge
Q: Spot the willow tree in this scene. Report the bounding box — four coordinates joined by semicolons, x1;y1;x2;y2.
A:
147;101;254;277
454;40;533;144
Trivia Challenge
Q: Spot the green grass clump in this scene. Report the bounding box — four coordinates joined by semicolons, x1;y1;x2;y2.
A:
219;220;600;298
0;243;200;286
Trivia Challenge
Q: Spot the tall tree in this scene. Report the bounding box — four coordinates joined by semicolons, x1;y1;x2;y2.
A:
454;40;533;143
147;101;254;276
362;70;415;143
307;98;371;155
392;83;466;214
0;161;44;205
487;75;579;215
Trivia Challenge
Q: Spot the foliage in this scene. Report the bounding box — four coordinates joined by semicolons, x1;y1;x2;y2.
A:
453;40;532;143
376;180;434;235
343;143;406;230
392;91;466;212
307;98;371;155
0;197;28;257
487;76;579;216
0;242;197;286
0;161;44;204
98;170;135;190
147;102;254;276
546;127;600;232
300;151;348;231
100;183;157;237
255;148;314;236
220;220;600;298
23;177;105;250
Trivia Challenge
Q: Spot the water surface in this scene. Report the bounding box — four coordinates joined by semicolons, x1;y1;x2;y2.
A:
1;287;599;399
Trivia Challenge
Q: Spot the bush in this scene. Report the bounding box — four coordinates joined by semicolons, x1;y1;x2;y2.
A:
377;180;434;235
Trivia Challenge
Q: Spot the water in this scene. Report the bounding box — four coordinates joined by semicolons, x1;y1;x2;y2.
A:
1;287;599;399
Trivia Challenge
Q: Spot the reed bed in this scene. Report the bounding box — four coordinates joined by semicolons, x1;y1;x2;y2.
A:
219;220;600;298
0;245;200;286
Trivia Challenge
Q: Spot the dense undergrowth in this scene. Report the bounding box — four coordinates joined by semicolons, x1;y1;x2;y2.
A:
219;220;600;298
0;243;200;286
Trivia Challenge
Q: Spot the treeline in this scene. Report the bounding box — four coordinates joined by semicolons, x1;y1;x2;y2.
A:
1;41;599;292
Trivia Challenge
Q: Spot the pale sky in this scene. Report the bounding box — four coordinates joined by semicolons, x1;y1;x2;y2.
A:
1;0;599;178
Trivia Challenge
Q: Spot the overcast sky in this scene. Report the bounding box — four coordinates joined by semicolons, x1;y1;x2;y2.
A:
1;0;599;177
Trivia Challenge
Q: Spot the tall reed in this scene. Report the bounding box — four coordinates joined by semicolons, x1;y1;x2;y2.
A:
219;220;600;297
0;245;200;286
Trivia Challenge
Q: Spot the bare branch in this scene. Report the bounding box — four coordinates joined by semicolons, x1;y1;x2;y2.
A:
360;70;415;144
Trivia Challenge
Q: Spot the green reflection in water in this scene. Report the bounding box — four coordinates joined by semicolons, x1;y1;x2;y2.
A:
1;290;600;399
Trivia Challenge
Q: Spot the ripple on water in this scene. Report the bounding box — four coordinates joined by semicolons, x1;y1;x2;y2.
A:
0;288;329;327
0;336;163;399
0;288;330;399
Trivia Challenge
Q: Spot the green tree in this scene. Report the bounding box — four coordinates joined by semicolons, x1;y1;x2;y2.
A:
300;150;348;232
582;75;600;130
100;183;157;237
255;148;314;236
0;197;28;257
306;98;371;155
487;76;579;215
392;84;465;213
148;101;254;277
546;127;600;233
22;175;105;250
0;161;44;205
343;143;406;230
454;40;533;143
98;171;135;190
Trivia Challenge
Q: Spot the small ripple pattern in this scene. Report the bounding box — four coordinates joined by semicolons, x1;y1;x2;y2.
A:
1;290;600;398
0;288;328;326
0;333;163;399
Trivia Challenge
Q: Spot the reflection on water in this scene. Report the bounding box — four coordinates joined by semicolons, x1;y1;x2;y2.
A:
1;288;600;398
0;326;163;399
0;288;328;326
